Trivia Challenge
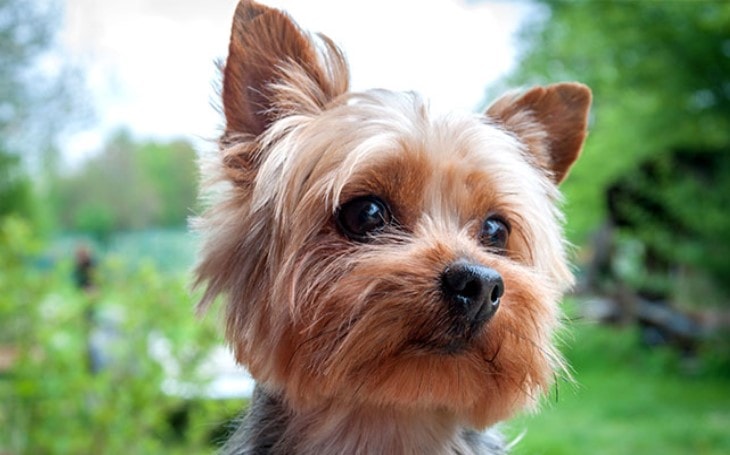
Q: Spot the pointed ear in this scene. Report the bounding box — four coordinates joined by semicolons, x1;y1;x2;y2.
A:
487;83;591;184
222;0;349;137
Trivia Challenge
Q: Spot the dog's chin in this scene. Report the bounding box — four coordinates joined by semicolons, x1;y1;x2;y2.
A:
265;332;553;429
416;333;480;356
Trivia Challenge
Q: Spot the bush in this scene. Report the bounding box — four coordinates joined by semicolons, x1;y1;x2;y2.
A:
0;217;233;453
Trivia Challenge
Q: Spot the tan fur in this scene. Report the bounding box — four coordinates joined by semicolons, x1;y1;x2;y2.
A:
193;1;591;453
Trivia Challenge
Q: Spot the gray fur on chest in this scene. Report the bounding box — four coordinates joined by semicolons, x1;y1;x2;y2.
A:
220;386;508;455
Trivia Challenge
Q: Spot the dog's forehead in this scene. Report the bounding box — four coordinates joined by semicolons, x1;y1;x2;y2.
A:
254;89;554;227
318;90;545;206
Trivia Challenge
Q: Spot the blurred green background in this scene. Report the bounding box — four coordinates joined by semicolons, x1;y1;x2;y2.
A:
2;0;729;453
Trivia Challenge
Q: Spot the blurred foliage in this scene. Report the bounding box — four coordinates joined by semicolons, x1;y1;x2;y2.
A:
0;0;50;225
0;151;35;220
609;149;730;297
0;0;87;229
0;217;236;453
0;0;55;138
496;1;730;301
0;1;219;447
48;131;199;242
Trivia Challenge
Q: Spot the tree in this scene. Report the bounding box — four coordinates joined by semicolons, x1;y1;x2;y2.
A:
135;139;200;227
496;1;730;301
0;0;86;224
51;132;199;240
0;152;34;219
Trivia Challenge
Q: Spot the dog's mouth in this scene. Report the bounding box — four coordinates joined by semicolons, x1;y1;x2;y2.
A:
405;310;494;355
420;337;474;355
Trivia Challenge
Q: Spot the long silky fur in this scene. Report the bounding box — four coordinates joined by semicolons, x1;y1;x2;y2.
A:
192;1;591;454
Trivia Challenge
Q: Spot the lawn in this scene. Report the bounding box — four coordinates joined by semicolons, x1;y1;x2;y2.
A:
507;320;730;455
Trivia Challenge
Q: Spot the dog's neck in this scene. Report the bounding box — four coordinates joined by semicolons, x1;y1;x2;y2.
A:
223;386;506;455
286;400;463;454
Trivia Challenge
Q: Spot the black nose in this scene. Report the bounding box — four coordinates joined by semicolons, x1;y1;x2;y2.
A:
441;261;504;324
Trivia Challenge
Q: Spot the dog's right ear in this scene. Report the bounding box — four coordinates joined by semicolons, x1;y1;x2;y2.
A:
222;0;349;138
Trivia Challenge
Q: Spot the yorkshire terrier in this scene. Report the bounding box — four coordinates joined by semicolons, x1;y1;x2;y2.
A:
194;1;591;453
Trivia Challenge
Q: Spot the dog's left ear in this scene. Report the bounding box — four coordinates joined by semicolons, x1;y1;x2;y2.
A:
487;83;591;184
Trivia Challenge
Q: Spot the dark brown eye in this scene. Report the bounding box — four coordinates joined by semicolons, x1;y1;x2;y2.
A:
480;216;510;252
337;196;392;242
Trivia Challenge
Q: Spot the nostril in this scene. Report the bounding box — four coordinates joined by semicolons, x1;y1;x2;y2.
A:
489;278;504;305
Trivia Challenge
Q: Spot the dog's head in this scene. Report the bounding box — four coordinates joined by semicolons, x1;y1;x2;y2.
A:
195;0;590;428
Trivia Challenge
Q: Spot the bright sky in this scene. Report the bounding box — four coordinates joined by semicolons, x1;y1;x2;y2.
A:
60;0;531;163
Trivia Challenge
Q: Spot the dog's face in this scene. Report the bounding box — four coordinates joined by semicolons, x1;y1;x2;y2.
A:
195;0;590;429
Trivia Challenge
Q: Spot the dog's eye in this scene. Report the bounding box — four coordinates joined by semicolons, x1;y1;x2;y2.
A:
480;216;510;252
337;196;392;241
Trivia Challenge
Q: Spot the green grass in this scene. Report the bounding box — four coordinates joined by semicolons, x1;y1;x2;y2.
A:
506;321;730;455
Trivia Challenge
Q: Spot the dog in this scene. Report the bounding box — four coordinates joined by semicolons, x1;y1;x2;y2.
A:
193;1;591;453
